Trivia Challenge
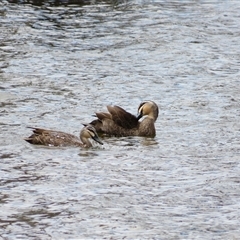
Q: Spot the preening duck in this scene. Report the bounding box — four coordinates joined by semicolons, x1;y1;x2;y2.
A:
89;101;158;137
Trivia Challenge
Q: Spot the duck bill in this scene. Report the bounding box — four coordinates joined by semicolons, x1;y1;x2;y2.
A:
136;112;143;120
92;136;104;145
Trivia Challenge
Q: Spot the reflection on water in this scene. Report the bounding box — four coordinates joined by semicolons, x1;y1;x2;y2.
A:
1;0;240;239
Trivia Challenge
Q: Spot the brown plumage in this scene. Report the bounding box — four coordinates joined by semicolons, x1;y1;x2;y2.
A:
24;125;103;148
89;101;159;137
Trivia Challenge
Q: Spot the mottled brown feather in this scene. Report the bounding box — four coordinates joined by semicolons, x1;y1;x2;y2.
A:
24;125;103;147
89;101;159;137
107;105;138;129
96;112;112;120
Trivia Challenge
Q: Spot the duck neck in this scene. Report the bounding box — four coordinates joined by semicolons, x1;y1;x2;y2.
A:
148;105;158;121
139;117;156;137
80;137;92;148
145;113;157;122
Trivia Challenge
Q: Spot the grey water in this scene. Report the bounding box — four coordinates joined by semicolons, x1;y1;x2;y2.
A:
1;0;240;239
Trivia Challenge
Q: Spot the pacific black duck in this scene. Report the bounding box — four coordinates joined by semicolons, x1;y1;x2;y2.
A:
25;125;103;148
89;101;158;137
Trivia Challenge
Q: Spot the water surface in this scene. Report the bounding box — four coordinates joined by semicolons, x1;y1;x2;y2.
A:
1;0;240;239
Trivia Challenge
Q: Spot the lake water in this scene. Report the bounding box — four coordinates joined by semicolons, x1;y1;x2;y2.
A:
1;0;240;239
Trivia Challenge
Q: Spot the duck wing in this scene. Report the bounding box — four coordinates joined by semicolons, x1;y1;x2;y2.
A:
25;128;54;145
95;112;112;121
107;105;139;129
25;127;80;146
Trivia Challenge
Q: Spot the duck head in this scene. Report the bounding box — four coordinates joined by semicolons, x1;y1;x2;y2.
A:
137;101;159;121
80;125;103;147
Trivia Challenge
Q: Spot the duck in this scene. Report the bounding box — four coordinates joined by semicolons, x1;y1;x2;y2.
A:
89;100;158;137
24;125;103;148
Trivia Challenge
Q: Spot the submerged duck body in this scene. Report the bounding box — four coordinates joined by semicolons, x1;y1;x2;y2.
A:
90;101;159;137
25;125;103;148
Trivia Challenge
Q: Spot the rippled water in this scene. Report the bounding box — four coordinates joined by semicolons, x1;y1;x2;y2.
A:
1;0;240;239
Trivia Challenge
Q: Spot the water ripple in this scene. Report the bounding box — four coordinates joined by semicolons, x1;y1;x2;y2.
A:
1;0;240;239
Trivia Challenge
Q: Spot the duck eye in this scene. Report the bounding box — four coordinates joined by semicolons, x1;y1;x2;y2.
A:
87;129;96;137
138;102;147;111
